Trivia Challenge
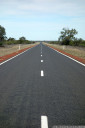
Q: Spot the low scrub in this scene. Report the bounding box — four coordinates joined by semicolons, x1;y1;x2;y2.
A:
0;41;3;46
49;40;85;47
49;41;59;44
1;40;35;45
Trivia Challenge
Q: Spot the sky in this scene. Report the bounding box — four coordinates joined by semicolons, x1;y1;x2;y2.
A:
0;0;85;40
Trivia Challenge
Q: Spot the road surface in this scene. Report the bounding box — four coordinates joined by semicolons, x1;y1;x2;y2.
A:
0;43;85;128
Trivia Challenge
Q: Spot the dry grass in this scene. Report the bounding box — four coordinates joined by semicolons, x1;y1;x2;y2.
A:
0;43;39;57
43;43;85;59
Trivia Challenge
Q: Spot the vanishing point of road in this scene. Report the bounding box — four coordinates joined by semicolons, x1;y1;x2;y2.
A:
0;43;85;128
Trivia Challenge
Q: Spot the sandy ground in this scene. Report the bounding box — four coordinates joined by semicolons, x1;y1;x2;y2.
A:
0;43;39;57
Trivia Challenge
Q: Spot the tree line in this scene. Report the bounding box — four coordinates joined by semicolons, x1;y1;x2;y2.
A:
0;25;85;46
51;28;85;46
0;25;35;46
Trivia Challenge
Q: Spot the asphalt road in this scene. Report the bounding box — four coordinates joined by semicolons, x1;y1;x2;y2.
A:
0;43;85;128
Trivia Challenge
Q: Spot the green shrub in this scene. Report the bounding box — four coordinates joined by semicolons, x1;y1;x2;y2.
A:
25;40;31;44
79;40;85;46
69;41;74;46
49;41;59;44
0;41;3;46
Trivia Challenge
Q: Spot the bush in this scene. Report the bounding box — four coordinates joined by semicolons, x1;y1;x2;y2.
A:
61;39;70;45
4;40;18;45
16;39;32;44
79;40;85;47
0;41;3;46
59;28;78;45
49;41;59;44
69;41;74;46
25;40;32;44
0;25;6;43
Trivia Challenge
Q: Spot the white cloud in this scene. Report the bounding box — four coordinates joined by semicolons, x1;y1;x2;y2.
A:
0;0;85;40
0;0;85;16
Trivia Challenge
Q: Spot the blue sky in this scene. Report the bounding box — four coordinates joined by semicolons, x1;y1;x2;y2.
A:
0;0;85;40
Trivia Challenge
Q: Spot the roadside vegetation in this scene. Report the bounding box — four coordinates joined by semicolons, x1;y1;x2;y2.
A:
44;43;85;59
0;25;35;46
0;25;85;59
0;44;38;57
49;28;85;47
0;25;39;57
43;28;85;59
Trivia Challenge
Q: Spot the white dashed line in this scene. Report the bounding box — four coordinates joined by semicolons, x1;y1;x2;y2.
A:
41;45;42;51
41;60;43;62
41;70;44;77
41;55;42;57
41;116;48;128
41;45;42;54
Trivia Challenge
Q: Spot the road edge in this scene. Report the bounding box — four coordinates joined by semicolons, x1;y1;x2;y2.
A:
46;45;85;67
0;44;38;66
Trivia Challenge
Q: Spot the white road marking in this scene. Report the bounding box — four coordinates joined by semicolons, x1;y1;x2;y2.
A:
48;46;85;67
41;45;42;51
41;60;43;62
41;45;42;54
41;55;42;57
41;70;44;77
41;116;48;128
0;45;37;66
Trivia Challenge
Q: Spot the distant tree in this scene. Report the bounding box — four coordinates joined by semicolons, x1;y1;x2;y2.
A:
4;36;8;41
58;28;78;45
0;25;6;45
73;38;84;46
19;36;26;44
8;37;15;41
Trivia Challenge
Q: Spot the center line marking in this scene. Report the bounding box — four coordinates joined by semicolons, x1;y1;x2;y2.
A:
41;55;42;57
41;70;44;77
41;116;48;128
41;60;43;62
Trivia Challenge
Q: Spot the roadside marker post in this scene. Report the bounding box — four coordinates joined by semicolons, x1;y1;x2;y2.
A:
19;44;21;50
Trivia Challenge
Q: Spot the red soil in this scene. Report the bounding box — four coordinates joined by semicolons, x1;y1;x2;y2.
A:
0;44;85;65
48;45;85;64
0;46;34;63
